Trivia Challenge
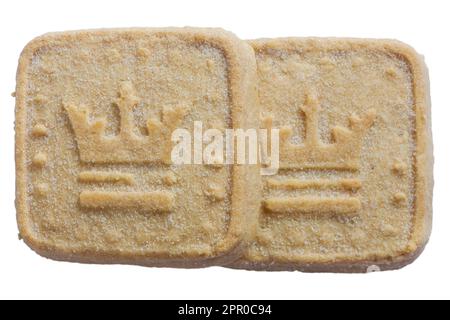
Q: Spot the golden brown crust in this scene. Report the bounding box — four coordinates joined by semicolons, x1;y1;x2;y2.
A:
15;28;258;267
228;38;433;272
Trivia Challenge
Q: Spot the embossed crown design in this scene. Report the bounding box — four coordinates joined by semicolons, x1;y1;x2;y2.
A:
64;81;189;163
263;92;376;170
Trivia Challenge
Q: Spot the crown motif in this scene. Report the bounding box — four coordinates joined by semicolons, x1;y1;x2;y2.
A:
263;92;376;170
64;81;189;163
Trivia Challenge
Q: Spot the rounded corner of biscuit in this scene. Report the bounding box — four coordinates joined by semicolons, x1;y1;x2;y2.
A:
379;239;430;272
19;226;53;259
19;33;53;61
382;39;426;69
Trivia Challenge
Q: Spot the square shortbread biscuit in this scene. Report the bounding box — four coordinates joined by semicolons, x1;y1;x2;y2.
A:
230;38;433;272
15;28;259;267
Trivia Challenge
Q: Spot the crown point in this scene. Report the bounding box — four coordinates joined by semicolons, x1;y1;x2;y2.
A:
349;114;360;126
300;92;320;115
332;126;352;142
261;116;273;129
305;92;318;105
350;109;377;131
279;127;293;142
119;80;134;94
65;103;88;115
163;105;190;123
118;81;139;105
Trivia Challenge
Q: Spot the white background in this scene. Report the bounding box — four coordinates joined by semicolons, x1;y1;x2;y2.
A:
0;0;448;300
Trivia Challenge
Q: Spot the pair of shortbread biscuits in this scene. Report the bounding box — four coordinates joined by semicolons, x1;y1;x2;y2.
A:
15;28;433;272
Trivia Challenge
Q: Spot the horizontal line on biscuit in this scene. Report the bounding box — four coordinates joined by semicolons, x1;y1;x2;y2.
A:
264;196;361;215
78;171;135;185
79;191;174;212
266;178;362;192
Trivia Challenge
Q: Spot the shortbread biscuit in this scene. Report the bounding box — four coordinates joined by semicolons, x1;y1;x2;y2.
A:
230;38;433;272
15;28;259;267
